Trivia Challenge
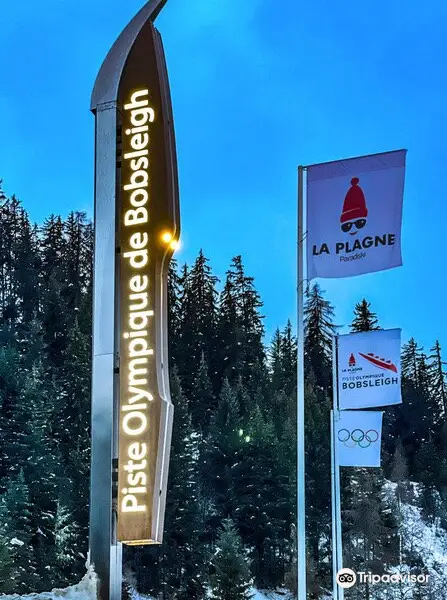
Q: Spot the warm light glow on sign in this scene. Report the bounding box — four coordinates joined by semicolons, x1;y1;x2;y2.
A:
161;231;173;243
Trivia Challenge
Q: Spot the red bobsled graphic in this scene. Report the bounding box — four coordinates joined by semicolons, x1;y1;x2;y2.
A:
358;352;398;373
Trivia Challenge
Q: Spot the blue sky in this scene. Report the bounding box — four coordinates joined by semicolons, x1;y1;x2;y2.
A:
1;0;446;353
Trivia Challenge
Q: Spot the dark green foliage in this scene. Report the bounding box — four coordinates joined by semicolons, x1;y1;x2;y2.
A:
232;406;293;589
0;534;14;593
0;469;40;591
217;256;265;392
0;179;446;598
205;379;242;525
351;298;381;332
167;258;182;369
343;468;399;598
304;283;337;391
428;340;447;415
190;351;216;436
210;518;253;600
178;250;219;395
0;191;92;593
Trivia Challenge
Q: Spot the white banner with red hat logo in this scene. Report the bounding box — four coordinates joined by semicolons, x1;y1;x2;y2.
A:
306;149;406;280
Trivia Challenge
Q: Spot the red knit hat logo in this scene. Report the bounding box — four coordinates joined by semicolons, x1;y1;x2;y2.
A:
340;177;368;224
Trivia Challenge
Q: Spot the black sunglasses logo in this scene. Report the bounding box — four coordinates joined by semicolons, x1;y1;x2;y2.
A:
341;219;367;233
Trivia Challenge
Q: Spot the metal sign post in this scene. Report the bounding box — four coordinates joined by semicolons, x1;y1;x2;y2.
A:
296;166;307;600
89;2;179;598
331;336;343;600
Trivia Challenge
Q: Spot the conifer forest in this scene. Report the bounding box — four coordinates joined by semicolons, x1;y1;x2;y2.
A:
1;183;447;599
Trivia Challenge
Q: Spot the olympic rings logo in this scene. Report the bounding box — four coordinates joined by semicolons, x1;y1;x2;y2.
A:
337;429;379;448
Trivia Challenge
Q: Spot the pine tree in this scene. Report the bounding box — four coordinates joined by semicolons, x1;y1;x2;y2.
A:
205;379;242;527
53;318;91;543
343;469;398;599
0;346;26;486
396;344;442;481
20;362;60;586
53;500;81;586
167;258;183;369
269;328;283;392
0;191;93;589
279;320;297;397
61;212;86;317
76;220;93;337
0;469;39;592
217;256;265;392
0;195;23;336
13;209;40;328
210;518;253;600
40;215;65;283
232;405;293;589
0;533;14;593
304;383;331;587
217;276;241;386
161;372;207;599
401;338;423;382
179;250;218;394
428;340;447;416
304;283;337;391
190;351;216;435
270;321;297;398
351;298;380;332
39;215;69;368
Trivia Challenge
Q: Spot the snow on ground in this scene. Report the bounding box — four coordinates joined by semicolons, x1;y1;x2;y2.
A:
0;566;97;600
384;480;447;573
250;590;293;599
130;589;293;600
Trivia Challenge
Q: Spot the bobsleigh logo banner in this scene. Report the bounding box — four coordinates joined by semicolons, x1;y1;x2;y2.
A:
337;329;402;410
335;410;383;467
306;149;406;280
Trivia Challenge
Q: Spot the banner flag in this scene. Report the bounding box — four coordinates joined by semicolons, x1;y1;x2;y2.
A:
306;149;406;280
337;329;401;410
335;410;383;467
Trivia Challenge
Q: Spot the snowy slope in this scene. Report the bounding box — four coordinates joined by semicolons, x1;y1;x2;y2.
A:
0;566;97;600
327;481;447;600
384;481;447;572
382;481;447;596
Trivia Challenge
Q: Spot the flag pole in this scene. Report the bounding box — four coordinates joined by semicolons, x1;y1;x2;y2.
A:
332;335;344;600
297;165;306;600
330;409;339;600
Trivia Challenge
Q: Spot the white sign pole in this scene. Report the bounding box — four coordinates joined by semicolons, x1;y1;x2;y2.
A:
330;410;339;600
297;166;307;600
331;336;344;600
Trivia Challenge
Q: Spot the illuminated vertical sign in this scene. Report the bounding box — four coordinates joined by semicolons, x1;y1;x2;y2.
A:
116;18;179;545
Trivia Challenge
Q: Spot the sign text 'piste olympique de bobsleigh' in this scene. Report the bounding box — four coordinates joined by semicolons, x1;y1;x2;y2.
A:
116;15;180;545
90;0;180;551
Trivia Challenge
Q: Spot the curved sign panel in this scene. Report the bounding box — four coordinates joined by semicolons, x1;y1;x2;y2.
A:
116;19;179;545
